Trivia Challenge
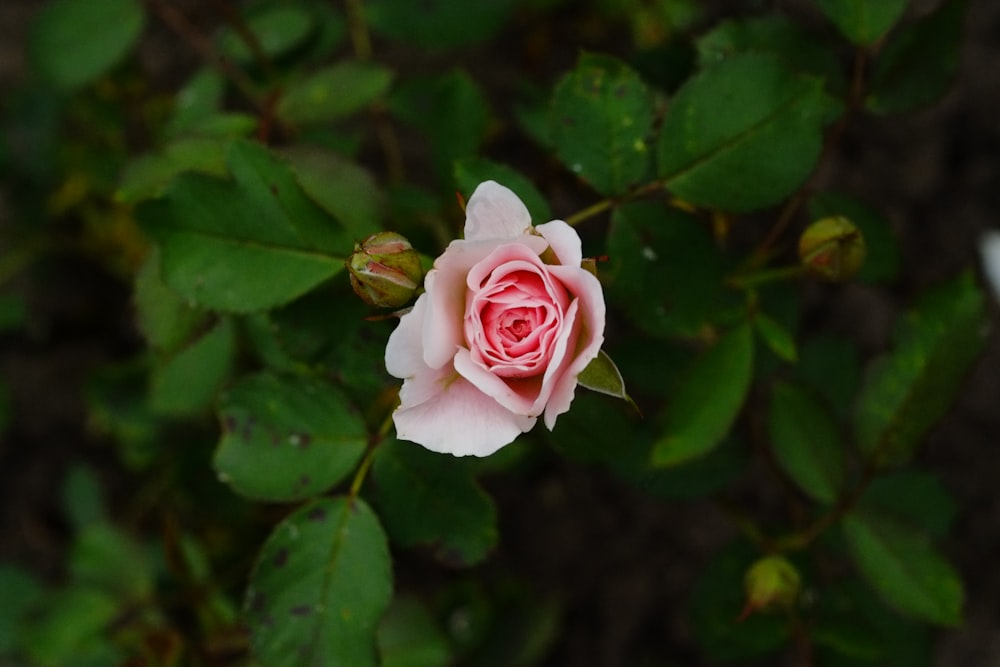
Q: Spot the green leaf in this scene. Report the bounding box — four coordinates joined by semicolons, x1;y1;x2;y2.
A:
245;497;392;667
755;312;797;363
22;587;123;666
577;350;629;401
378;596;452;667
69;524;152;600
549;53;655;196
815;0;908;45
282;147;384;239
217;5;315;63
768;381;845;504
366;0;516;49
453;158;552;224
215;372;367;502
29;0;145;91
133;249;206;352
137;139;351;313
278;61;393;126
117;137;232;203
150;318;236;416
809;192;900;284
855;272;987;466
842;510;963;626
796;334;861;419
0;565;45;654
812;579;932;667
607;202;734;338
657;53;841;212
166;69;224;136
697;16;845;89
373;439;497;566
651;323;754;466
859;471;958;539
61;465;107;530
389;70;491;181
866;0;966;114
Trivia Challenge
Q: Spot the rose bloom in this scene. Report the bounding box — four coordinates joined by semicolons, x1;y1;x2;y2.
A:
385;181;606;456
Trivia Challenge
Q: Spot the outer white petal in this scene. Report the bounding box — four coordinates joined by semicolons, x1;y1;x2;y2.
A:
385;293;430;379
980;229;1000;302
464;181;533;241
535;219;583;267
393;374;536;456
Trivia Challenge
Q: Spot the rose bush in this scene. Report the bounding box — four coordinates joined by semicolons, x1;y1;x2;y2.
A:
385;181;606;456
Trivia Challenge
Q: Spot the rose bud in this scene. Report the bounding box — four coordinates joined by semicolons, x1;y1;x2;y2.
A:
347;231;423;308
798;216;866;282
739;555;802;620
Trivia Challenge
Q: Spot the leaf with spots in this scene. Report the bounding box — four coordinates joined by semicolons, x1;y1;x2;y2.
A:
373;438;497;566
136;139;352;313
246;497;393;667
657;53;841;212
214;372;367;503
549;53;655;196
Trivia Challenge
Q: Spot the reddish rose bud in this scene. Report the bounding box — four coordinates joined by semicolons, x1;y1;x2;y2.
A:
347;232;423;308
798;216;866;282
740;555;802;620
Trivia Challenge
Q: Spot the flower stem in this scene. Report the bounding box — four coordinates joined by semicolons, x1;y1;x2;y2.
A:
727;264;804;290
564;180;668;226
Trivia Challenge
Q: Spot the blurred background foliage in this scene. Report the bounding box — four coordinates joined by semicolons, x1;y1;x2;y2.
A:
0;0;996;665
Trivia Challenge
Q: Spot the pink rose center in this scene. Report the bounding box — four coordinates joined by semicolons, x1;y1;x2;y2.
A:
465;266;570;379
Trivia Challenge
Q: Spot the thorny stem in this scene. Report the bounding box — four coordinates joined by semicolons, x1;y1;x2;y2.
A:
144;0;265;113
564;180;668;226
343;0;373;61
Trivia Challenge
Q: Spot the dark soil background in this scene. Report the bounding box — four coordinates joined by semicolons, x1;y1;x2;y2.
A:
1;1;999;666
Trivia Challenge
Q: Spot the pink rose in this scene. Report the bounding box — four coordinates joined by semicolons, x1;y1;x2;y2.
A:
385;181;606;456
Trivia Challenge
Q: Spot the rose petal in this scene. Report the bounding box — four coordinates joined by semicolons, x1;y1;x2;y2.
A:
540;265;606;429
464;181;533;241
424;237;547;370
536;219;583;267
385;293;430;379
454;347;544;415
393;369;536;456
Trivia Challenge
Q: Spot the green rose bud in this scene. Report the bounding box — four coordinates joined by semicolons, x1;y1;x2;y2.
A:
798;216;866;282
740;555;801;620
347;232;423;308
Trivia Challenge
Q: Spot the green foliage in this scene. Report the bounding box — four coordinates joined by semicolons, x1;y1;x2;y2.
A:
550;53;655;196
814;0;908;45
373;438;497;566
278;61;394;127
652;323;754;466
217;4;317;63
29;0;145;91
246;497;393;667
697;16;845;89
137;139;352;312
768;381;846;504
867;0;967;114
855;272;987;466
842;510;964;626
658;53;841;211
607;202;733;338
7;0;983;664
215;372;368;502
